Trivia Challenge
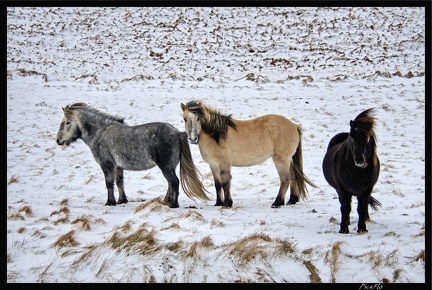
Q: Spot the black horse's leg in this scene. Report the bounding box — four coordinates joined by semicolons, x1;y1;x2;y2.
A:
272;157;291;207
115;167;128;204
210;165;223;206
160;166;180;208
338;193;352;234
357;194;370;233
101;162;116;206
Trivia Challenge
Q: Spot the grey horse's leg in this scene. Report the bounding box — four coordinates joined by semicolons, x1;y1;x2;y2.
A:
160;166;180;208
101;162;116;206
115;167;128;204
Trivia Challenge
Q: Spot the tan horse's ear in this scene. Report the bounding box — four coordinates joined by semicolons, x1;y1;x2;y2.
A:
181;103;186;111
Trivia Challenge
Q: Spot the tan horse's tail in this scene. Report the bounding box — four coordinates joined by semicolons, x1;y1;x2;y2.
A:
178;132;210;202
291;126;318;201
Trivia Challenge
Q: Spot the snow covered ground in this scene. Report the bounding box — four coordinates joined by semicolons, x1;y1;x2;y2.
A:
7;6;427;283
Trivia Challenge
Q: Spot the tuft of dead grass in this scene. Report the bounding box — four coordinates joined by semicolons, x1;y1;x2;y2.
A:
325;240;344;283
18;205;32;216
71;215;92;231
134;197;166;212
303;260;322;283
105;223;160;255
52;230;79;248
7;175;19;185
182;210;206;223
412;250;425;263
185;236;214;258
224;232;273;266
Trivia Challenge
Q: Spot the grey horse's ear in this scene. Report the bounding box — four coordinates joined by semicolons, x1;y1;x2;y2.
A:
62;107;65;112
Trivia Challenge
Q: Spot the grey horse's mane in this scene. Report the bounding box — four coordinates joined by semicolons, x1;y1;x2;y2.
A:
64;102;125;124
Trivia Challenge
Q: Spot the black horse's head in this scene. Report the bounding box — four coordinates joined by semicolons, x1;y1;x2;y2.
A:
349;108;377;168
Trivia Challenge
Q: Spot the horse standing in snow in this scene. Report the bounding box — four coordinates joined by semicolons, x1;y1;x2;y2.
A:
56;102;209;208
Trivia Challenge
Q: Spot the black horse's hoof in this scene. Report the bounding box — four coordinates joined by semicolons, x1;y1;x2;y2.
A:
357;229;368;234
214;202;223;206
105;200;117;206
223;200;233;208
271;203;281;208
339;228;349;234
168;203;179;208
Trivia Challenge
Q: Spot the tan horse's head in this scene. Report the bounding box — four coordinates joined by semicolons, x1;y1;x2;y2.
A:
181;100;236;144
181;101;203;144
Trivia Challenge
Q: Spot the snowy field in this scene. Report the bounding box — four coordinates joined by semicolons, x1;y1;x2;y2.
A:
7;7;427;283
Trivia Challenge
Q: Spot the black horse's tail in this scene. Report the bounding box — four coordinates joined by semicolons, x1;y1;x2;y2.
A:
178;132;210;202
369;196;382;211
290;126;318;201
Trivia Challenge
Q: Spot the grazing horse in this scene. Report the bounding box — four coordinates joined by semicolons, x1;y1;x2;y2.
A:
56;102;209;208
181;100;317;208
322;108;381;234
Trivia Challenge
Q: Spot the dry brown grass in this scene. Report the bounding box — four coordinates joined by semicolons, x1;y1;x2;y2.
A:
412;250;425;263
166;240;186;253
71;215;91;230
161;222;181;231
52;230;79;248
105;223;160;255
134;197;166;212
210;218;225;228
18;205;32;216
392;269;404;282
325;240;344;283
303;260;322;283
224;232;272;266
369;250;384;269
182;210;206;223
184;236;214;258
50;207;70;216
7;175;19;185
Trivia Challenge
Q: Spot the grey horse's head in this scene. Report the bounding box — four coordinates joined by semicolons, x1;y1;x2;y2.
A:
56;103;86;146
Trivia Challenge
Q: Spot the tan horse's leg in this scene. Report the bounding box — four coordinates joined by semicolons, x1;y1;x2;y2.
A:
271;156;292;208
220;166;233;208
210;165;223;206
211;164;233;208
272;156;299;207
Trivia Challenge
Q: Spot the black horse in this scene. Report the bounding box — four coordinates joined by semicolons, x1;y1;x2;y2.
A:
322;108;381;234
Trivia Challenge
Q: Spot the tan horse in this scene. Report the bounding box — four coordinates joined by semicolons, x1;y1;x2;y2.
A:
181;100;317;208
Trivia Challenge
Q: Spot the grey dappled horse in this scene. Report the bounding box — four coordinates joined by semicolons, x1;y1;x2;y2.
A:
56;102;209;207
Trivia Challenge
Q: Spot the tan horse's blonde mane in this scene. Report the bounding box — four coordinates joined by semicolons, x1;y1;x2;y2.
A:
185;100;236;144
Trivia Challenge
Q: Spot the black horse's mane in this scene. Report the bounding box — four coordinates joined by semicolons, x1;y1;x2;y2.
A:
349;108;377;144
185;100;236;144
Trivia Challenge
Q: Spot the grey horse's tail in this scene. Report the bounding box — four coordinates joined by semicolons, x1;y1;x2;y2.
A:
290;126;318;201
178;132;210;202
